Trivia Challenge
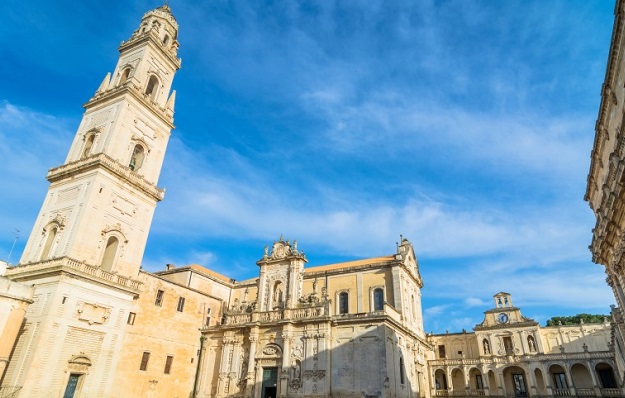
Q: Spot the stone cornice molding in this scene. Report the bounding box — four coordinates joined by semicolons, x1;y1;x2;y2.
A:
119;30;181;70
85;81;175;129
47;153;165;202
586;0;625;204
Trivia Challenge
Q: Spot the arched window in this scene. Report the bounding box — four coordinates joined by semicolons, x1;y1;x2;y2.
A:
82;134;95;159
399;356;405;384
119;68;131;86
163;35;170;46
338;292;348;314
129;144;145;171
373;288;384;311
145;75;159;100
40;227;57;261
101;236;119;272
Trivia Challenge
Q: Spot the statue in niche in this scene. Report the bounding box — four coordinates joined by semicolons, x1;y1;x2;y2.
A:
528;336;536;351
292;359;302;380
274;286;283;303
483;339;490;354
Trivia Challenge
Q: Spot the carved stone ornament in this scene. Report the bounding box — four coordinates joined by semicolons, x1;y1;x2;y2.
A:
271;241;291;259
67;354;92;373
75;301;111;325
260;343;282;357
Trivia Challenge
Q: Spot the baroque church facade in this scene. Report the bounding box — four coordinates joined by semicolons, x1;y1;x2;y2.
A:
0;4;622;398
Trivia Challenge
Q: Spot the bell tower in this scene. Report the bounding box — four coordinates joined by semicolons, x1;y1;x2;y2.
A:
18;5;181;278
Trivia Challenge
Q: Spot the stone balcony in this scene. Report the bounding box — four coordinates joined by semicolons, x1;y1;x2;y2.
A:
219;302;331;328
434;388;622;398
5;256;142;295
429;351;614;367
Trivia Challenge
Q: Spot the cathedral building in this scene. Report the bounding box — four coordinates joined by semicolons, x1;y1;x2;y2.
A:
0;4;621;398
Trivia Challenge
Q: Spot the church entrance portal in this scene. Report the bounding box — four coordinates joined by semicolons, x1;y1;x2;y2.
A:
262;367;278;398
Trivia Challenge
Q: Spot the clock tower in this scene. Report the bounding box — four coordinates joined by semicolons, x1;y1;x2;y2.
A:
474;292;541;357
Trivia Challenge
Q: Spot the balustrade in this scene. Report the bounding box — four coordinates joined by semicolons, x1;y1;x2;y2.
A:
5;257;142;292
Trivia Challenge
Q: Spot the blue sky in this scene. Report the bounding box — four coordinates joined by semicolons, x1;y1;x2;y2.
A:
0;0;616;333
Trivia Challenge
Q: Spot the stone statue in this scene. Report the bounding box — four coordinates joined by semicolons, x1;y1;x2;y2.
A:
483;340;490;354
274;286;283;303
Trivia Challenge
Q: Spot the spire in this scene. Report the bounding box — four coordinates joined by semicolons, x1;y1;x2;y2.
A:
96;72;111;94
166;90;176;115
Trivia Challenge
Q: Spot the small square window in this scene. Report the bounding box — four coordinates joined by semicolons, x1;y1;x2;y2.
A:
177;297;185;312
127;312;136;325
155;290;164;307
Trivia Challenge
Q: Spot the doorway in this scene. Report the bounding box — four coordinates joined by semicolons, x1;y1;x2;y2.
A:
63;373;82;398
262;367;278;398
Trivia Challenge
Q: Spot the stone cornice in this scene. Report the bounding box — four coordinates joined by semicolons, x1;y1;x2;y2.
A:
473;320;539;331
6;256;142;297
47;153;165;202
84;82;175;129
119;30;181;70
586;0;625;204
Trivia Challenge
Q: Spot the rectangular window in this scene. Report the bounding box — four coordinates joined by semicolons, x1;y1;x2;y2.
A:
155;290;164;307
177;297;185;312
503;336;514;354
139;352;150;371
438;345;446;358
553;373;567;389
127;312;136;325
164;355;174;374
513;374;527;396
204;308;212;327
339;292;349;314
475;374;484;390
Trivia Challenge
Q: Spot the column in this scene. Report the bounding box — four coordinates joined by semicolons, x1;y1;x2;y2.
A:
280;327;293;398
246;328;259;398
0;301;30;380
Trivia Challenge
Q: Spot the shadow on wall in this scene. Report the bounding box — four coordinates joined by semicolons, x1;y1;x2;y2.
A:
197;323;423;398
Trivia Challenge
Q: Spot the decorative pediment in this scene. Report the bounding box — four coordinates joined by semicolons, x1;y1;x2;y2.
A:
259;235;307;262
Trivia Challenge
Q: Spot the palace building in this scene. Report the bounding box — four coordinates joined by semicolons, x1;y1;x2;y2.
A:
586;0;625;385
0;4;622;398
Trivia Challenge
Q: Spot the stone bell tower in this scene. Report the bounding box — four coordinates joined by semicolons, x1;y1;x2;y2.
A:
1;6;181;398
18;5;181;278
